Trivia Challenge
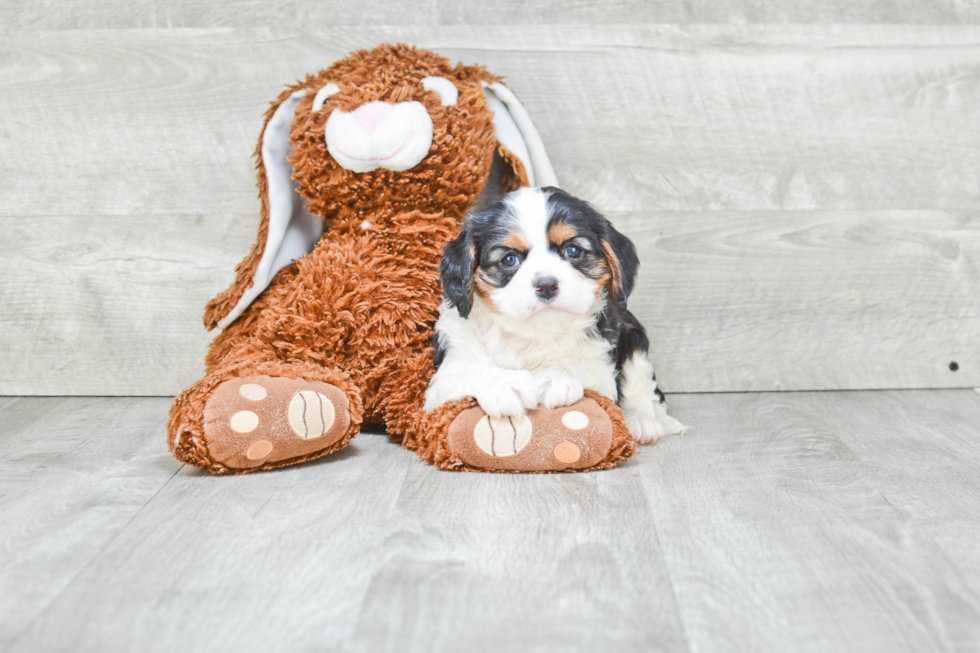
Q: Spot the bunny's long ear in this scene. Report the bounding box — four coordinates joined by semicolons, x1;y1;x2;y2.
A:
204;88;324;330
482;82;558;190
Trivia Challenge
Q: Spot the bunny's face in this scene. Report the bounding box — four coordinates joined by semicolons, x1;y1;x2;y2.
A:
287;45;500;217
207;43;558;330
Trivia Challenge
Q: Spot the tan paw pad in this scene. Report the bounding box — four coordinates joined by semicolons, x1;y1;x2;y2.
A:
246;440;273;461
229;411;259;433
561;410;589;430
554;441;581;464
473;414;532;457
288;390;335;439
239;383;268;401
204;375;352;470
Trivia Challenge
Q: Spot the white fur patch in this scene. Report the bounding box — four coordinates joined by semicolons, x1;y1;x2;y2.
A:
423;297;617;417
619;351;687;444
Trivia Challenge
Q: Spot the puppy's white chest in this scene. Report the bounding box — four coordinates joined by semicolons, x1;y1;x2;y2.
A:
476;320;618;398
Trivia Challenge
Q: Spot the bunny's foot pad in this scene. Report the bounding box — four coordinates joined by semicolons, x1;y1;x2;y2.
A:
447;398;613;471
204;375;351;470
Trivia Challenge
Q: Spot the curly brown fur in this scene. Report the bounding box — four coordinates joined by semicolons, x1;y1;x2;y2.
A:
169;43;632;474
171;44;509;472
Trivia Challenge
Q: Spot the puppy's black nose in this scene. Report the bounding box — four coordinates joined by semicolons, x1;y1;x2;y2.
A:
534;276;559;301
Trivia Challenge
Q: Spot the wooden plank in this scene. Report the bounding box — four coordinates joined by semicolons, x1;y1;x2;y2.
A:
5;391;980;651
828;388;980;644
2;26;980;394
0;397;182;651
0;213;238;395
636;389;980;652
4;0;980;30
5;26;980;218
343;458;688;652
5;414;688;652
2;208;975;394
7;432;416;652
621;210;980;392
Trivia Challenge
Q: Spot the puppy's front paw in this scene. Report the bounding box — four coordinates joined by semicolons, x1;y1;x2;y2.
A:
625;410;666;445
534;370;584;410
475;369;538;418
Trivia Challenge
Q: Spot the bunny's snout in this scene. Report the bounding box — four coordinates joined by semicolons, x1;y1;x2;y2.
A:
325;100;433;173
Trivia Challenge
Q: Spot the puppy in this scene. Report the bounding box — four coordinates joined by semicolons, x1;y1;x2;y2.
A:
424;187;685;444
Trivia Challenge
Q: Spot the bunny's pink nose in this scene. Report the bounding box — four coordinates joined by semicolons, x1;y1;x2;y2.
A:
351;101;392;135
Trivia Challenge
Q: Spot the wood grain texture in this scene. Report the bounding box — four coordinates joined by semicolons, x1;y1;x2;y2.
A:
3;208;974;396
3;390;980;652
343;459;686;652
639;389;980;652
2;25;979;394
4;0;980;29
0;213;238;395
623;210;980;392
0;397;182;651
6;26;980;217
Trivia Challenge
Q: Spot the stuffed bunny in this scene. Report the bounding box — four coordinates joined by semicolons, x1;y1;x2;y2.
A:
167;44;634;474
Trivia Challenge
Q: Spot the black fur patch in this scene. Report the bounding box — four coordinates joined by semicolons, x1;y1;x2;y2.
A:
542;187;639;307
439;229;476;318
432;330;447;370
601;296;666;406
438;197;523;317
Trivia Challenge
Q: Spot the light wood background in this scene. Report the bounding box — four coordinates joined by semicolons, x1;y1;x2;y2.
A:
1;6;978;395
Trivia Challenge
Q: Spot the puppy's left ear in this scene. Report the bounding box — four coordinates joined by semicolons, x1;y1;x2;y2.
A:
601;221;640;308
439;227;476;319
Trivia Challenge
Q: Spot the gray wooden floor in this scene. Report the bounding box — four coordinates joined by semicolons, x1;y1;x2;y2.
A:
2;390;979;652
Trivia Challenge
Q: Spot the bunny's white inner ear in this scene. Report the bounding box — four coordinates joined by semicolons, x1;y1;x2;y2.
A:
482;82;559;188
217;89;324;330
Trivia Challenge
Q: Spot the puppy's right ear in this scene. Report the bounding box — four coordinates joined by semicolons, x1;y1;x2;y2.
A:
439;228;476;319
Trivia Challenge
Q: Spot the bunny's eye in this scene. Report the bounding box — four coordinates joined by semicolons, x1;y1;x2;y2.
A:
422;76;458;106
312;83;340;112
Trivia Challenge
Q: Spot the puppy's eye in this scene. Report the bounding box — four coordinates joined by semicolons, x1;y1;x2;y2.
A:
502;253;520;268
563;244;582;259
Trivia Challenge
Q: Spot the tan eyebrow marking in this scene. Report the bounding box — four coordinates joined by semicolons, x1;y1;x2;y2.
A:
502;232;529;252
547;222;577;246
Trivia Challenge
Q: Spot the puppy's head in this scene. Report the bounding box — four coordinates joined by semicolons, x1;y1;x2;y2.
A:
440;187;639;322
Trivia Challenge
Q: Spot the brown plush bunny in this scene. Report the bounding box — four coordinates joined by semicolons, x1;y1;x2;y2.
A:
167;44;634;474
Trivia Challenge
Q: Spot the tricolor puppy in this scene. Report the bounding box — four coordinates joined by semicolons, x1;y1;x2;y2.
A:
424;187;685;443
